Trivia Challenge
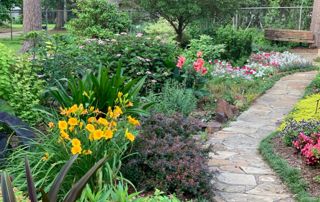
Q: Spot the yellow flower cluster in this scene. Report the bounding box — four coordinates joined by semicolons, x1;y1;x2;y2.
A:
48;94;140;156
279;94;320;131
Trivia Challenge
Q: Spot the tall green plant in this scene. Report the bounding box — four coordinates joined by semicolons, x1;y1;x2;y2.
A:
48;67;148;116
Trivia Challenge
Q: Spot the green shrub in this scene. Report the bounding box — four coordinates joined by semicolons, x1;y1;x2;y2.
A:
69;0;131;38
144;17;176;44
0;52;43;125
214;25;253;65
148;81;197;116
34;34;178;93
0;43;12;100
8;57;43;124
186;35;225;61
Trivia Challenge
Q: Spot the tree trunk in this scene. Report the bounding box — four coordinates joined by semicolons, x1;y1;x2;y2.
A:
55;0;65;30
21;0;42;52
311;0;320;47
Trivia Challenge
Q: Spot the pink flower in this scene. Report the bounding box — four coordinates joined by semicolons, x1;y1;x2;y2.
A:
193;58;205;72
201;67;208;75
197;51;203;58
176;56;186;69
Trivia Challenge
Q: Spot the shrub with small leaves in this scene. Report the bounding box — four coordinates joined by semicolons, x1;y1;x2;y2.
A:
0;43;13;100
122;113;213;200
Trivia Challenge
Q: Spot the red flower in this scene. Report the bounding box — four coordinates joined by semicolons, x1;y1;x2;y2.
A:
193;58;205;72
201;67;208;75
176;56;186;69
197;51;203;58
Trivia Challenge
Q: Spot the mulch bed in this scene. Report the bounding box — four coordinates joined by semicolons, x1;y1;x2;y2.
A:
272;135;320;197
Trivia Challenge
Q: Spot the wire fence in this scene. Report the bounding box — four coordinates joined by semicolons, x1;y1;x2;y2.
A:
0;6;314;40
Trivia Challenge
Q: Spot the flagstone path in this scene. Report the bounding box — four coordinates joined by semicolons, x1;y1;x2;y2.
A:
208;71;318;202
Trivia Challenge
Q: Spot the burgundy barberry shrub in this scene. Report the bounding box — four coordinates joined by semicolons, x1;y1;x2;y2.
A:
122;113;213;200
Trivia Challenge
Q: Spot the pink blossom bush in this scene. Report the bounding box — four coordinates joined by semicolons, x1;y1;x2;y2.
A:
292;132;320;165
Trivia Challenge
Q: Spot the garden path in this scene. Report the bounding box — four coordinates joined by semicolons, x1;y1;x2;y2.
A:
209;71;317;202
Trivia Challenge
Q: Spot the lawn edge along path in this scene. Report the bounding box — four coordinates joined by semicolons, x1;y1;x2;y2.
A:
208;71;317;202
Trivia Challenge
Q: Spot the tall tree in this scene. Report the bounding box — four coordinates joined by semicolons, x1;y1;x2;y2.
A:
54;0;65;30
137;0;242;45
21;0;42;52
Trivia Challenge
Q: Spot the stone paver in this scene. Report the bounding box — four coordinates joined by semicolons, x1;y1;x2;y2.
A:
209;71;317;202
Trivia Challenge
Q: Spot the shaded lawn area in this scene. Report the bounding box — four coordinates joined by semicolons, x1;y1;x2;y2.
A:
0;29;68;53
0;24;55;33
0;36;24;53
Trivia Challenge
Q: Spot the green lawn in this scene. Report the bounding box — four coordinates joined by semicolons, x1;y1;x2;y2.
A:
0;24;55;33
0;36;24;53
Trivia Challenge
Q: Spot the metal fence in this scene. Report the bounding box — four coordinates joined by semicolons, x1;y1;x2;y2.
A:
0;6;315;40
233;6;313;30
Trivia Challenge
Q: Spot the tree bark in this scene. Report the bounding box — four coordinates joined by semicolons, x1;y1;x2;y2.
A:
21;0;42;52
55;0;65;30
311;0;320;47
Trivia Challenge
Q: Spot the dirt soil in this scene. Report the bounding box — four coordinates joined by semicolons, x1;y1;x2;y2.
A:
272;135;320;197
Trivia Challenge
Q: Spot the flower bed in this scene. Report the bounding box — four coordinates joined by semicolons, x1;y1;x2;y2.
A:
212;51;311;80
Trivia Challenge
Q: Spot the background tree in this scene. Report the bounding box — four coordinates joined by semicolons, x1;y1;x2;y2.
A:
0;0;21;25
21;0;42;52
137;0;243;45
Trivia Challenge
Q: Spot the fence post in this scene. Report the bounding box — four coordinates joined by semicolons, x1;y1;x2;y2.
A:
298;4;303;30
45;8;48;35
10;9;13;40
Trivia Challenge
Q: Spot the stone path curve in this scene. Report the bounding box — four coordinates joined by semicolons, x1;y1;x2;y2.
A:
209;71;318;202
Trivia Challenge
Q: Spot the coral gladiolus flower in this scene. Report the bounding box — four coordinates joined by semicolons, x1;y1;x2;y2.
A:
176;56;186;69
193;58;205;72
201;67;208;75
197;51;203;58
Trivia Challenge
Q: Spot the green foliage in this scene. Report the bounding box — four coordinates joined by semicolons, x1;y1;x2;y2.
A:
34;34;178;93
214;25;253;65
0;51;43;125
138;0;241;44
143;17;176;44
208;74;282;110
148;81;197;116
0;43;12;100
8;57;43;124
135;189;181;202
69;0;131;38
186;35;225;61
48;67;148;116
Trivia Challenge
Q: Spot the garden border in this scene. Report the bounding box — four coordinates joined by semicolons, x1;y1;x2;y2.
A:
259;70;320;201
